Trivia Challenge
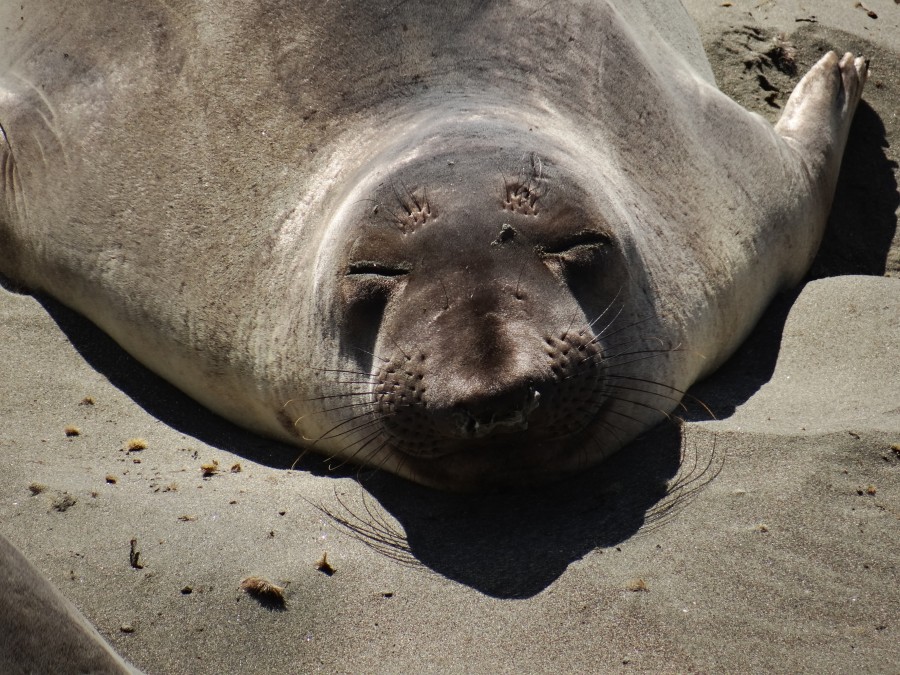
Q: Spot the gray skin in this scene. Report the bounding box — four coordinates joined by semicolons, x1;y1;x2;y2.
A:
0;1;866;490
0;534;140;674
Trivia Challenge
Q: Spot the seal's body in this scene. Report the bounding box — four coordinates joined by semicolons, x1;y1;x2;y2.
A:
0;1;866;488
0;534;139;673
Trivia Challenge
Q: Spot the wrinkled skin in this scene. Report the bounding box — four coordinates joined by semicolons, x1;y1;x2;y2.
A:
0;1;866;489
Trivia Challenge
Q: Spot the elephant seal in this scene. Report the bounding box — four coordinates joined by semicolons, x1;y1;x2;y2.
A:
0;1;866;489
0;534;140;674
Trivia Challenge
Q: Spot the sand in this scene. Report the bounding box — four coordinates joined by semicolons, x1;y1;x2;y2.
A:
1;2;898;673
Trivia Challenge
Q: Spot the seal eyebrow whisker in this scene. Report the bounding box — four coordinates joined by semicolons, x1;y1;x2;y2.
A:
402;180;421;211
359;196;409;232
390;179;412;215
350;196;381;212
381;206;410;231
497;165;510;203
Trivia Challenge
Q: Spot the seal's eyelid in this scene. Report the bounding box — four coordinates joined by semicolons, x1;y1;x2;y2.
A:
540;230;612;255
347;261;411;276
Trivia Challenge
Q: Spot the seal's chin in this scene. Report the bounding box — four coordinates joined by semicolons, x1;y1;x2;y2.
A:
385;422;601;492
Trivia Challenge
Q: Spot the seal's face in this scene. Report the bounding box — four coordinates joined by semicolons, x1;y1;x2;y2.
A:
322;150;651;490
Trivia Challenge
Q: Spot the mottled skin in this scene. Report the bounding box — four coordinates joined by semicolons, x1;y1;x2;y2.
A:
0;1;866;489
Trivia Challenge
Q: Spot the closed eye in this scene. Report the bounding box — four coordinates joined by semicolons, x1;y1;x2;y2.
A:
540;230;611;255
347;261;411;277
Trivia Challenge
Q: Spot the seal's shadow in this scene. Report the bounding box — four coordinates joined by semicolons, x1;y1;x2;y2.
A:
810;100;899;278
327;423;713;598
34;294;320;474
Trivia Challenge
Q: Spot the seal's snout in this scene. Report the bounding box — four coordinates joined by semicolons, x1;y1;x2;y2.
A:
451;387;541;439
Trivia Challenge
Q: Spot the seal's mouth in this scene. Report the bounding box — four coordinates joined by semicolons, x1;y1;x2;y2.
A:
449;388;541;439
389;427;597;492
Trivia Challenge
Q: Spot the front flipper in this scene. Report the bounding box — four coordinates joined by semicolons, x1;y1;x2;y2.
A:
775;52;868;208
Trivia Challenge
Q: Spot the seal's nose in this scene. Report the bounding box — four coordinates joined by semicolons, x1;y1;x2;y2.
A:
452;387;541;439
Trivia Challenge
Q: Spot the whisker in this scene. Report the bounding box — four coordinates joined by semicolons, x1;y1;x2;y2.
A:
595;349;677;369
324;431;386;471
299;399;378;420
289;447;312;471
315;367;378;378
302;390;377;402
351;346;392;364
313;415;387;443
301;409;382;441
604;373;685;394
601;382;686;408
587;289;624;331
601;402;671;425
592;315;655;343
604;375;717;421
312;490;417;566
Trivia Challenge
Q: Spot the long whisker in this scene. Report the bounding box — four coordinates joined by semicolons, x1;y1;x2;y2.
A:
300;390;376;402
299;399;378;418
315;367;378;378
587;288;624;331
